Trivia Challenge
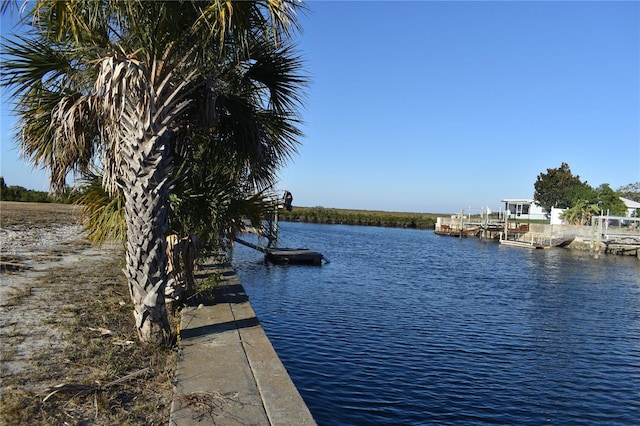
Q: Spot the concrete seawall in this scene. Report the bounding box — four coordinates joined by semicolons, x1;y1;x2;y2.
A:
170;263;316;426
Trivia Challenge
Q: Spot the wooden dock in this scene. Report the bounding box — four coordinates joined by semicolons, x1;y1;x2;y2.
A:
603;236;640;257
234;238;325;265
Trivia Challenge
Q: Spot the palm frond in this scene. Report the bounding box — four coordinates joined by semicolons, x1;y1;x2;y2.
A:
0;1;18;15
76;170;127;246
0;34;74;97
27;0;113;44
246;37;307;114
192;0;303;52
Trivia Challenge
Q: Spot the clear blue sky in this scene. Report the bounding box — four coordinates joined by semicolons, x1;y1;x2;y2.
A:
2;1;639;214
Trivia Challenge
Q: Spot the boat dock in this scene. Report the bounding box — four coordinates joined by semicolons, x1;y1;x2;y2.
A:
435;213;640;258
234;237;325;265
434;224;479;238
601;235;640;256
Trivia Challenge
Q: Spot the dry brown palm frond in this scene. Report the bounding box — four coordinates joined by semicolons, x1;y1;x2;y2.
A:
42;367;150;403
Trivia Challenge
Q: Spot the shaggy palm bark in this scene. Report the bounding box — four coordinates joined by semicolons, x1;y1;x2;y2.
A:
97;56;189;343
121;134;172;342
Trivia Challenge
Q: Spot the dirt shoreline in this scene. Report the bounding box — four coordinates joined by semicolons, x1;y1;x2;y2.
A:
0;201;174;425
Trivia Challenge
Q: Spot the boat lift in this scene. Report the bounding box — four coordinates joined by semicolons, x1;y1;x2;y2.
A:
234;191;326;265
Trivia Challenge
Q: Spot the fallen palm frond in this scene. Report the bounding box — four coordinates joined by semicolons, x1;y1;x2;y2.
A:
42;367;151;403
0;260;29;272
175;390;240;420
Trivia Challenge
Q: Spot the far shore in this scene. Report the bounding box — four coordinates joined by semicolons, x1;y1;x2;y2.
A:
278;206;440;229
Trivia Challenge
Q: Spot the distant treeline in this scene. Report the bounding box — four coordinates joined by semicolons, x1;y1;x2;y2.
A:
1;181;51;203
0;177;73;203
278;206;438;229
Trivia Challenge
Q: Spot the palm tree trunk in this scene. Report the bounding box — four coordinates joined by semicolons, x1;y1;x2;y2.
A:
95;54;195;344
121;132;173;343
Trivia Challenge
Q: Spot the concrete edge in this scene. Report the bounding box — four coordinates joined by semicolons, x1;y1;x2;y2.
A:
170;263;316;426
225;272;316;425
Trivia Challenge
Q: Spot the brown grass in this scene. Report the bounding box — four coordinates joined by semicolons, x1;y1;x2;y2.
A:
0;202;177;425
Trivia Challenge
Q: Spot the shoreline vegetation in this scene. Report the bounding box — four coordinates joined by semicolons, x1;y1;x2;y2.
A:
279;206;440;229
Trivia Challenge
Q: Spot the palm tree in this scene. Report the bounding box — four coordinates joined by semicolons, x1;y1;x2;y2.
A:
561;200;601;226
169;30;307;251
1;0;306;343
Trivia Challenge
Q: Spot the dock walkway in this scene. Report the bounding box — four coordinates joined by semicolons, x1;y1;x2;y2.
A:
170;263;316;425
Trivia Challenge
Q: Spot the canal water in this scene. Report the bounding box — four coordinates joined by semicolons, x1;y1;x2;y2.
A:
231;222;640;425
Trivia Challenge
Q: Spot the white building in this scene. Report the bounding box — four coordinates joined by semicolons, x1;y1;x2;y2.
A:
501;199;548;220
620;197;640;217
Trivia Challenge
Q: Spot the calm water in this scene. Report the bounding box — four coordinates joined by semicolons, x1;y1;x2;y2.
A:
231;222;640;425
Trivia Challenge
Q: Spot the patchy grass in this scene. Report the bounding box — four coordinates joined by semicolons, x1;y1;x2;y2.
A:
0;201;228;425
0;253;178;425
186;272;222;305
0;285;33;307
0;202;181;425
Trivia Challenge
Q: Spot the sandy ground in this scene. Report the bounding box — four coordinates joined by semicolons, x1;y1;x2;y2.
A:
0;202;121;379
0;202;174;425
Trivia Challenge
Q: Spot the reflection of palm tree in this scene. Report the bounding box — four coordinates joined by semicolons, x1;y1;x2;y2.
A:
2;1;305;343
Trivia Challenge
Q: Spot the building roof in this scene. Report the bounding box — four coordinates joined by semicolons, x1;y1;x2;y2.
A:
501;198;535;204
620;197;640;209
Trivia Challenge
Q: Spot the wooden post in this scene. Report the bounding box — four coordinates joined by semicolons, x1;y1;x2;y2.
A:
594;215;602;259
273;202;279;247
503;213;508;242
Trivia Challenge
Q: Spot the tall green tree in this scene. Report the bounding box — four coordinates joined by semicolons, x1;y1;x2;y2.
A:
1;0;305;343
533;162;594;210
560;184;626;223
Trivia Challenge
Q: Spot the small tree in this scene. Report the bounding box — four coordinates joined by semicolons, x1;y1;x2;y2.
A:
561;199;600;225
